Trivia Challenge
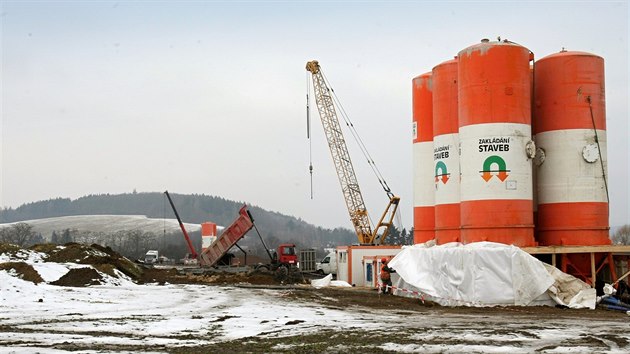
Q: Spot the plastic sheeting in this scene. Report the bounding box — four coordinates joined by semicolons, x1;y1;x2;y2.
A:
310;274;352;289
544;263;596;309
388;242;595;308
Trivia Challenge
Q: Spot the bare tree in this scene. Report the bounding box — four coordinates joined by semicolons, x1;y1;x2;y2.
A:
612;225;630;245
0;223;38;246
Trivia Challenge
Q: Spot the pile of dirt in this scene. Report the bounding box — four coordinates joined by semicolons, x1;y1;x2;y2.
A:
40;242;91;263
0;243;22;256
0;262;44;284
40;243;143;280
2;242;308;288
29;243;58;254
51;267;103;287
85;244;143;279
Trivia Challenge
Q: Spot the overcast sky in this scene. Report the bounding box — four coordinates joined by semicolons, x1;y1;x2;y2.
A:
1;1;628;230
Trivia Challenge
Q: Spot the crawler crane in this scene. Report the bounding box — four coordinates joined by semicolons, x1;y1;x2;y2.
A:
306;60;400;245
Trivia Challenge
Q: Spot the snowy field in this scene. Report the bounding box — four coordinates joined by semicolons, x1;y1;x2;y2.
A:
0;215;203;238
2;274;630;353
1;246;630;353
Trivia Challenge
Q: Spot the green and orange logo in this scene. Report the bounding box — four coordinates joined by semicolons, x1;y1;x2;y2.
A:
479;155;510;182
435;161;450;184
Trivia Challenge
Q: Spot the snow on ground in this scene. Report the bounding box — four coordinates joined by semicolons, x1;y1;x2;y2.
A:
0;247;48;263
0;274;384;349
2;248;630;352
0;215;206;239
0;247;135;286
2;272;630;353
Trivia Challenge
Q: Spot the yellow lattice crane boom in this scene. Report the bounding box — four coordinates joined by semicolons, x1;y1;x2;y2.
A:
306;60;400;245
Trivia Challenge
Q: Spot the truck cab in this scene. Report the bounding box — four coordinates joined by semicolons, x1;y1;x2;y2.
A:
316;251;337;275
277;243;298;266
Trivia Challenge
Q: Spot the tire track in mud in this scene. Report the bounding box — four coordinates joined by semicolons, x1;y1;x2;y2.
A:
371;314;630;353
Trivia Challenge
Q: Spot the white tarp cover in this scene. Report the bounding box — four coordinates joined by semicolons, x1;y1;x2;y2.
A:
544;263;596;309
388;242;562;307
310;274;352;289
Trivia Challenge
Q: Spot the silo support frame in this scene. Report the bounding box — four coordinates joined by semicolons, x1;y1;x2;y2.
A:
521;245;630;286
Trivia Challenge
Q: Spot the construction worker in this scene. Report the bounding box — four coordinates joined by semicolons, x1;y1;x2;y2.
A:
380;257;396;295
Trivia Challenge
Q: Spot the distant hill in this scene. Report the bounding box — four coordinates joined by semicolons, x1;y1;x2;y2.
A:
0;192;356;256
0;215;205;236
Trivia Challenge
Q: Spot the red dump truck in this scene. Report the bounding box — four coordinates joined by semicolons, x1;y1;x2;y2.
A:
197;205;254;267
164;191;300;279
165;191;253;268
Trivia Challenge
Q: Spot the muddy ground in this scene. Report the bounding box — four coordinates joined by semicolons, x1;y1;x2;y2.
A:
140;267;629;321
2;243;630;352
2;283;629;353
3;242;630;319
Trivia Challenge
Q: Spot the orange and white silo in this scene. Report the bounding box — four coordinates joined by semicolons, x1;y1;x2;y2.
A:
530;64;539;240
432;58;460;244
412;72;435;244
201;222;217;252
458;39;536;246
533;50;609;246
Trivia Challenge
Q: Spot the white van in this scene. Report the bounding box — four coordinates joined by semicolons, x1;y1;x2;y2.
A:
316;251;337;275
144;250;159;264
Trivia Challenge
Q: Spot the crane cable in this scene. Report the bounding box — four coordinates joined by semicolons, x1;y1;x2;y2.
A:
319;70;401;233
306;72;314;199
320;71;395;200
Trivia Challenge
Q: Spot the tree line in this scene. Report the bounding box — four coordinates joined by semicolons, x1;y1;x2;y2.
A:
0;220;414;264
0;192;419;261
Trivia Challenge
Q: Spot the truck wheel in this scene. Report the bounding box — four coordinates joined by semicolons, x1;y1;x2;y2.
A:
274;265;289;282
256;264;270;272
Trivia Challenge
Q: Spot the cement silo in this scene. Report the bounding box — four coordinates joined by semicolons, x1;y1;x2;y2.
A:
533;50;610;246
458;39;536;247
201;222;217;252
432;58;460;244
412;72;435;244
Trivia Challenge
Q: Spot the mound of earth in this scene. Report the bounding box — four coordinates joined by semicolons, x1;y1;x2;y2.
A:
51;267;103;287
85;244;143;279
36;243;143;280
29;243;58;254
2;242;311;288
0;243;21;256
0;261;44;284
